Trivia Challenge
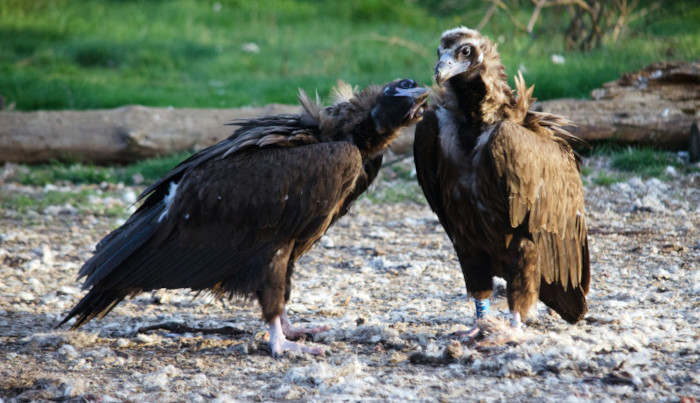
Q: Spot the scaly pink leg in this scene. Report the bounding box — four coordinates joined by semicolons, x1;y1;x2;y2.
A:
454;325;481;338
268;316;326;357
280;310;330;340
457;312;523;348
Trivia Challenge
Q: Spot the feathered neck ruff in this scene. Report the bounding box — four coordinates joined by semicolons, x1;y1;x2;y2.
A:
298;81;398;158
434;37;515;128
432;37;575;141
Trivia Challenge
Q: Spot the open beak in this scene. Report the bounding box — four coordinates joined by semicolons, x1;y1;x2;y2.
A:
395;86;429;120
434;54;469;87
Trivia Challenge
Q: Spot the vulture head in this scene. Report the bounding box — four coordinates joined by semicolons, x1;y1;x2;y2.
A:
371;79;429;133
318;78;428;158
434;27;490;85
432;26;513;126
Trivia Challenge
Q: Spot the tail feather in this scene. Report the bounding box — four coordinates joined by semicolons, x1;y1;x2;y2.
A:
539;239;590;324
79;203;164;288
58;203;166;329
538;281;587;324
58;290;129;329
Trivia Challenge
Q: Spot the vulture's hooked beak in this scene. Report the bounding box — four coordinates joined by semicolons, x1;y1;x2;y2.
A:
434;54;470;87
395;86;429;120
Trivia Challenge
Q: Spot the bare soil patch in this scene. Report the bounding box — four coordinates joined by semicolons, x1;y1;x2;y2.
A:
1;158;699;402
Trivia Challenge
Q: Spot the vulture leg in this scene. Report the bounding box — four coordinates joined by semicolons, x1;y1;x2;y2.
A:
454;250;494;338
280;310;330;340
279;261;330;340
505;235;540;327
457;249;494;301
259;245;326;356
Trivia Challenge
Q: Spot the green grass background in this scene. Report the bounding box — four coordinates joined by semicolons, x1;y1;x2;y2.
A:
1;0;698;197
2;0;699;111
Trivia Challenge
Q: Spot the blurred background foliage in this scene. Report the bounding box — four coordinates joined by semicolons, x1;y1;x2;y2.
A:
0;0;698;110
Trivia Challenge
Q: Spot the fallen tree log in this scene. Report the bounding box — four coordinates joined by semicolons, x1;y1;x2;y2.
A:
535;59;700;151
0;60;698;164
0;104;298;164
534;98;695;150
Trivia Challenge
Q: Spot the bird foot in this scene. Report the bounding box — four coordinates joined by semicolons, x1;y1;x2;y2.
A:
280;310;330;340
282;324;331;341
454;325;481;339
268;314;327;357
455;326;483;348
456;316;524;349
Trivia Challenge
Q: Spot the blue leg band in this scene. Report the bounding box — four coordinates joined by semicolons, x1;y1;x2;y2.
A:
474;298;490;319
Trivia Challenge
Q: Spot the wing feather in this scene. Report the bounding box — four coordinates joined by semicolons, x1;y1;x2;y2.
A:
489;121;588;293
64;142;363;327
414;110;453;237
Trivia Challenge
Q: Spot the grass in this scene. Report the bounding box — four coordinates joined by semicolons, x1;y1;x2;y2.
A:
591;171;626;187
581;145;699;186
610;147;683;178
0;187;129;218
1;151;193;218
1;0;699;110
362;180;426;205
9;151;191;186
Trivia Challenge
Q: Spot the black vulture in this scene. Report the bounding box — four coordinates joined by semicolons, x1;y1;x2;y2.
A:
414;27;590;337
60;79;428;356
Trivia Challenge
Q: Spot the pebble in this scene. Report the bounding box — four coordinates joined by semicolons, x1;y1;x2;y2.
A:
1;158;700;401
135;333;156;344
41;244;54;265
58;286;80;295
18;291;35;303
121;189;137;204
59;344;80;359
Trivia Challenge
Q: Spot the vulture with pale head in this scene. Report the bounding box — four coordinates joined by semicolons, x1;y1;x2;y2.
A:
414;27;590;335
60;79;428;356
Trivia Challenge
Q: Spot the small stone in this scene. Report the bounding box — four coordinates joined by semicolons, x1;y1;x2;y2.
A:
131;173;145;185
387;351;409;364
135;334;155;344
41;244;54;266
18;291;35;303
551;54;566;64
59;344;80;359
121;189;137;204
58;286;80;295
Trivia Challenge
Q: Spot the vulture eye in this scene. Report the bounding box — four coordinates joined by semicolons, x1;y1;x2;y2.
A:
399;79;416;89
460;46;471;57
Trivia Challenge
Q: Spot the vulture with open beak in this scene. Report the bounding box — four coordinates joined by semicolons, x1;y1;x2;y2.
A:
60;79;428;356
414;27;590;335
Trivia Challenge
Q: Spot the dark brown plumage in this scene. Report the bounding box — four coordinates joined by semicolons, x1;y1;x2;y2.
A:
60;79;428;356
414;27;590;332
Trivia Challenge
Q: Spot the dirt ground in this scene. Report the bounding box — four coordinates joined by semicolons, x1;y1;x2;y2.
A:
1;157;699;402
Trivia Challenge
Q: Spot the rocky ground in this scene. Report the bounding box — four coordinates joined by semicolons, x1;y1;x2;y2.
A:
1;156;699;402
